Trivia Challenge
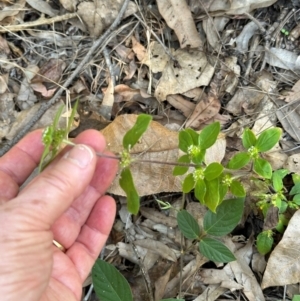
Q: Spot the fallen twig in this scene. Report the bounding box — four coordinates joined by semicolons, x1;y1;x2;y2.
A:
0;0;130;156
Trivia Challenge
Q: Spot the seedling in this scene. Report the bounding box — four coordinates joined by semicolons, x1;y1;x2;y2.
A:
40;105;294;300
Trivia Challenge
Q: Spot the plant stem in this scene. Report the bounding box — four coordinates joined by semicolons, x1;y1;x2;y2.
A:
64;140;250;177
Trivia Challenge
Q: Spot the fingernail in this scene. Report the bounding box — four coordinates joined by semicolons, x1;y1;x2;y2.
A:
64;144;94;168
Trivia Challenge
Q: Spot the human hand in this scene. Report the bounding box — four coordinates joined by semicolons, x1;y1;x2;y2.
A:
0;129;118;301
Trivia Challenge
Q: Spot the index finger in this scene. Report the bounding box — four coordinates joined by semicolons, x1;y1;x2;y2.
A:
0;130;44;201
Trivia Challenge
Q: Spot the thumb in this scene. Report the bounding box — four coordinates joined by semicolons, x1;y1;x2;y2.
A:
14;144;97;229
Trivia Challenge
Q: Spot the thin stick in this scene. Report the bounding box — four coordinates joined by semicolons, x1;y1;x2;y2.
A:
0;0;130;156
0;13;78;32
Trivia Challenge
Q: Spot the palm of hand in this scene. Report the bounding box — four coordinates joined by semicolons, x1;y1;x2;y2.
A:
0;130;118;301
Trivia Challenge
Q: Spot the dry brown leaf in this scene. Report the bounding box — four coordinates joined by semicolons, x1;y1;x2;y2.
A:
157;0;203;48
77;0;137;37
283;154;300;173
134;239;177;262
262;210;300;289
101;114;182;196
166;94;195;117
283;79;300;103
17;65;39;109
99;79;114;120
185;95;221;128
131;36;146;61
140;207;178;228
27;0;59;17
154;266;173;301
0;0;25;22
59;0;77;11
155;48;214;102
274;98;300;142
228;238;264;301
31;58;66;85
141;41;170;73
0;74;8;94
117;242;159;271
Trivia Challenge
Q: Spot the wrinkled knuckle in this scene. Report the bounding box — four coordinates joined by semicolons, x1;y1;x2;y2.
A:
42;170;74;198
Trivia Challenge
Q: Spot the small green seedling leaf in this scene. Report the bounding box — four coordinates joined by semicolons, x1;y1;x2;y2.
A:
230;180;246;197
39;104;65;172
204;178;219;212
253;158;272;179
293;194;300;205
178;130;193;152
198;122;220;150
185;128;199;145
242;128;257;149
122;114;152;150
204;162;223;181
119;168;140;214
256;231;273;255
227;152;251;170
272;169;289;192
182;173;195;193
292;295;300;301
292;173;300;184
66;99;79;133
204;198;244;236
191;148;206;165
199;237;236;262
173;154;190;176
177;210;201;239
195;179;206;204
92;259;133;301
255;127;282;152
290;183;300;195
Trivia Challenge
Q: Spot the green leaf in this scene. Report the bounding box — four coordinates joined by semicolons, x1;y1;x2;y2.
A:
230;180;246;197
293;194;300;205
292;295;300;301
227;152;251;170
53;104;65;129
204;178;219;212
256;231;274;255
292;173;300;184
253;158;272;179
219;183;228;203
204;162;223;181
177;210;201;239
242;128;257;149
185;128;199;145
122;114;152;150
255;127;282;152
191;149;206;165
195;178;206;204
119;168;140;214
290;183;300;195
279;200;288;213
182;173;195;193
198;122;220;150
66;99;79;133
204;198;244;236
173;155;190;176
178;130;193;152
199;237;236;262
92;259;133;301
272;169;289;192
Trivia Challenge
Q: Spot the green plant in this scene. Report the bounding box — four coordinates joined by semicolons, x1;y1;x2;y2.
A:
40;106;291;300
177;198;244;262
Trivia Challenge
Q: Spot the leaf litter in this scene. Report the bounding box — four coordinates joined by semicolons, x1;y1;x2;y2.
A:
1;0;300;300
